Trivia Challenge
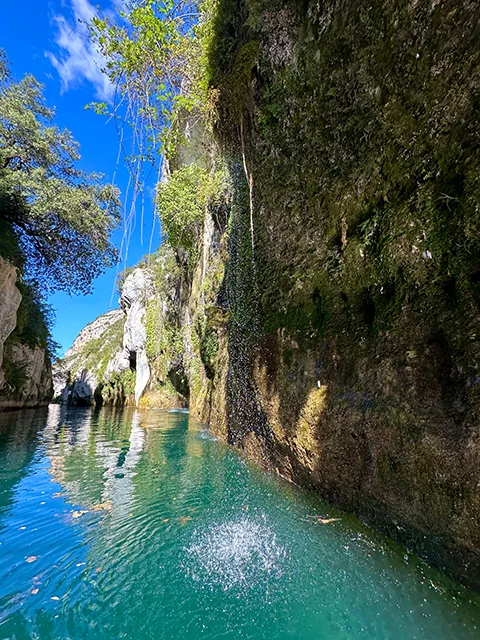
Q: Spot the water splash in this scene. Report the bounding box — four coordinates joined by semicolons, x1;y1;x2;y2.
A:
183;517;287;592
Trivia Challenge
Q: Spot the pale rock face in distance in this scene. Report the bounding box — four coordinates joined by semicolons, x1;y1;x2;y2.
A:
120;268;155;405
64;309;125;360
54;266;155;407
53;309;125;404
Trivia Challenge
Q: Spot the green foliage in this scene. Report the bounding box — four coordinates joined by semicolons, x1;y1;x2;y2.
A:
0;219;24;268
146;297;184;380
100;369;136;405
150;244;179;290
76;317;125;381
157;164;227;256
0;51;121;294
9;279;58;356
88;0;216;160
145;298;163;363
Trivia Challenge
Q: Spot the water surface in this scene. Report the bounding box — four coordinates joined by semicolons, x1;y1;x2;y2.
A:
0;406;479;639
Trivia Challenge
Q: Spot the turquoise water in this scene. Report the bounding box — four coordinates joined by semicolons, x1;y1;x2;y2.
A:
1;406;480;639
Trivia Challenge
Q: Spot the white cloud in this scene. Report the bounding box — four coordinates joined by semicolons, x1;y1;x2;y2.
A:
46;0;113;101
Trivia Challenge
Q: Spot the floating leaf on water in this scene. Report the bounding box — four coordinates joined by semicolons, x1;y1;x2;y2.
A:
302;516;342;524
26;556;38;563
71;510;89;519
162;518;169;523
317;518;341;524
51;596;60;601
31;588;39;595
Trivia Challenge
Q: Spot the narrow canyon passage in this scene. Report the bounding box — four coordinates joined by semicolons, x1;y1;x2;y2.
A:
0;407;479;639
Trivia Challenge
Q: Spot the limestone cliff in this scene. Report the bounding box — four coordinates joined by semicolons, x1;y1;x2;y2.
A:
53;257;187;409
51;0;480;591
53;309;126;405
0;257;52;410
0;256;22;389
121;0;480;592
189;0;480;591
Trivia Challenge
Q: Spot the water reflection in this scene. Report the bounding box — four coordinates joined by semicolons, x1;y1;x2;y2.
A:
0;406;480;639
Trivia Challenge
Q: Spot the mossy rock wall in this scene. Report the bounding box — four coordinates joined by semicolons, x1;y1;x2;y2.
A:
204;0;480;589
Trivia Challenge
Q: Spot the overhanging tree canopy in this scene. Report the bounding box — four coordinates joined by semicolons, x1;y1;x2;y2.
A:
0;52;121;294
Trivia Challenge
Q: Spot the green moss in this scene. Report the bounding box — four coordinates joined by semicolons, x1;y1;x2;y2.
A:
100;369;136;405
206;0;480;378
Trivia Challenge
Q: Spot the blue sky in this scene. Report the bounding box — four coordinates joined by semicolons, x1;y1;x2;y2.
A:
0;0;161;355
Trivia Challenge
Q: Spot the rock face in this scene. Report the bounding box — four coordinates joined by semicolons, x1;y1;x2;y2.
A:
53;309;125;406
53;265;182;409
0;342;53;410
65;309;125;360
189;0;480;592
120;268;155;405
0;256;53;410
119;0;480;592
0;257;22;390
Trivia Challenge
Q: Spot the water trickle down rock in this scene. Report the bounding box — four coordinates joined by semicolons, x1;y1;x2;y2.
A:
120;268;155;406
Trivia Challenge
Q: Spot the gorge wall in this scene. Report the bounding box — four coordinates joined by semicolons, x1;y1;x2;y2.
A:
199;0;480;590
0;257;52;410
55;0;480;591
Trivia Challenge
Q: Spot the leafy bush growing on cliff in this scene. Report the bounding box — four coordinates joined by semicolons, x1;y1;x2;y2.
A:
156;164;227;256
13;281;56;354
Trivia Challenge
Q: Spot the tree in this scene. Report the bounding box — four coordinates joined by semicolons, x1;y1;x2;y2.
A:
88;0;212;162
0;53;121;294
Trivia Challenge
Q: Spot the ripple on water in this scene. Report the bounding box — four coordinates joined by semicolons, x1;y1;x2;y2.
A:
182;517;287;592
